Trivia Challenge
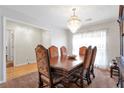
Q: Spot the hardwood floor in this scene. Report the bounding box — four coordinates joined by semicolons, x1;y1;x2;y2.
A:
6;61;14;68
1;65;118;88
7;63;38;80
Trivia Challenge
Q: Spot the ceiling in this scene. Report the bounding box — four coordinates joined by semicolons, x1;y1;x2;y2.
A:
0;5;119;30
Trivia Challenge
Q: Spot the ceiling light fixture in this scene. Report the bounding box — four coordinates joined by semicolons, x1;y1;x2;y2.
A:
67;8;81;33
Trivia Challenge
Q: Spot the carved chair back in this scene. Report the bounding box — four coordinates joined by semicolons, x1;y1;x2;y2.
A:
91;46;97;66
79;46;87;56
60;46;67;57
35;45;53;86
49;45;59;58
83;46;92;70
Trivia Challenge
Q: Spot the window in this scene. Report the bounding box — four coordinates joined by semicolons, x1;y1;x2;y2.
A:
73;30;108;68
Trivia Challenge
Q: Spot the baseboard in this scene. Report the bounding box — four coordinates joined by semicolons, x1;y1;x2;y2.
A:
15;62;27;67
15;61;36;67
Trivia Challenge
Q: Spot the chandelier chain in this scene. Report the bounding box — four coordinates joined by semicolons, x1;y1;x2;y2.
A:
72;8;76;16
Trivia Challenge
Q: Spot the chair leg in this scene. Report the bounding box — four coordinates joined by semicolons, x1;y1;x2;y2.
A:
50;85;54;88
86;74;89;85
88;74;92;84
61;78;70;88
92;69;95;78
117;70;121;87
110;67;113;78
38;80;43;88
38;74;44;88
91;66;95;78
86;73;91;85
92;73;95;78
80;75;84;88
117;78;120;87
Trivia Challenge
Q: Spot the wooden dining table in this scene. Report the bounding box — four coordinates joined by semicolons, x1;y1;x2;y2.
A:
50;55;84;77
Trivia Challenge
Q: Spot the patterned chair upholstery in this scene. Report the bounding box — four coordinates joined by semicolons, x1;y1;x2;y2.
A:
90;46;97;78
71;46;93;87
49;46;59;58
80;46;93;87
83;46;92;70
60;46;67;57
35;45;64;88
79;46;87;56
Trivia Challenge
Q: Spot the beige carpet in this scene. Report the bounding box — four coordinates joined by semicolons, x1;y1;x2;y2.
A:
0;68;118;88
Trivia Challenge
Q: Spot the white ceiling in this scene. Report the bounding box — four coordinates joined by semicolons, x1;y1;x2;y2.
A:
0;5;119;29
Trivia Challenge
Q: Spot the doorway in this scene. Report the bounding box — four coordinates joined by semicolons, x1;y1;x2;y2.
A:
6;29;14;68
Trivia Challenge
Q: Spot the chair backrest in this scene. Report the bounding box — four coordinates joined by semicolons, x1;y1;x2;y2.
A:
60;46;67;57
35;45;53;85
49;45;59;58
79;46;87;56
116;57;121;63
90;46;97;66
83;46;92;70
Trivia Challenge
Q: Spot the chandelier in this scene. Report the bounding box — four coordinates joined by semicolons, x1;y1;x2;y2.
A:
67;8;81;33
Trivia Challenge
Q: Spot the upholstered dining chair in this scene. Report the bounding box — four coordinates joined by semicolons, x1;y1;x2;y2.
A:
35;45;64;88
60;46;67;57
79;46;87;56
71;46;93;87
90;46;97;78
49;45;59;58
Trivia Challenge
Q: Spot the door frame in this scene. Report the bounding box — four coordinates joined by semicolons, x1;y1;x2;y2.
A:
6;29;15;65
2;16;48;83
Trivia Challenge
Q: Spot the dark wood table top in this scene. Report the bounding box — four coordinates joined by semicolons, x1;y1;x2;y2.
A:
50;56;84;72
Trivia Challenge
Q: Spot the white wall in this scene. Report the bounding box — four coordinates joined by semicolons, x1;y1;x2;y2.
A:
42;31;51;49
14;27;43;66
0;7;68;82
6;21;48;66
0;8;4;83
71;20;120;65
66;30;73;55
50;28;68;55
